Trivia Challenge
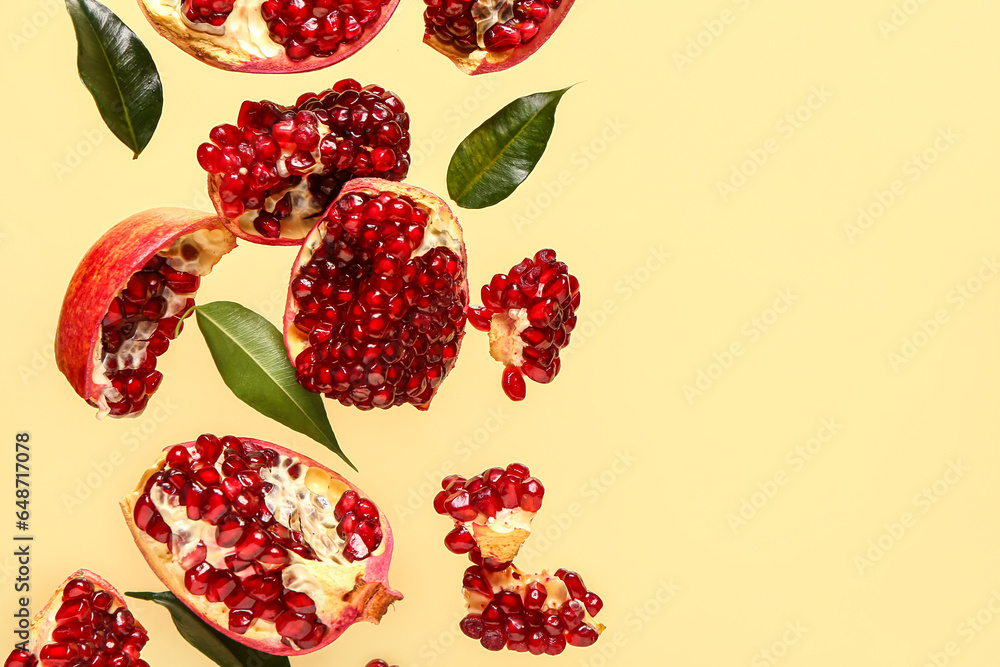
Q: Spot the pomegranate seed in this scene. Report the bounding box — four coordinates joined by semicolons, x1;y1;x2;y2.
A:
501;366;526;401
275;611;314;640
520;477;544;512
206;571;239;604
460;615;485;639
282;591;316;614
583;591;604;616
480;629;505;651
228;609;254;634
63;578;94;600
185;563;213;595
444;491;478;521
566;624;600;647
444;526;476;554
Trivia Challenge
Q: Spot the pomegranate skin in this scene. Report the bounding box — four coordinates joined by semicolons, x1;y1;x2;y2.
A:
120;438;401;656
423;0;575;75
137;0;401;74
55;209;236;418
283;178;469;411
8;569;147;666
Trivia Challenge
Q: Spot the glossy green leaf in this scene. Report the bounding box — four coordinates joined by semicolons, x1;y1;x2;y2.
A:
447;87;573;209
126;591;289;667
195;301;353;470
65;0;162;158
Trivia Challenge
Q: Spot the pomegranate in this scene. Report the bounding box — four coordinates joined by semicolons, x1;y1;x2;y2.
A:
3;569;149;667
433;463;543;563
121;435;401;655
199;79;411;246
467;249;578;401
284;178;468;410
423;0;575;75
460;565;603;654
137;0;400;73
55;210;237;418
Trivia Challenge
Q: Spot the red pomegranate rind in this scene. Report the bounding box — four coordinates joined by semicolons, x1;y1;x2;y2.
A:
120;437;401;656
283;178;468;411
137;0;401;74
3;569;149;667
423;0;575;75
460;564;603;654
200;80;411;247
468;249;579;401
55;209;236;419
434;463;543;563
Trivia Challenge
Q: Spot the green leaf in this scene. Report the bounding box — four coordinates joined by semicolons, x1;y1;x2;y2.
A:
195;301;353;470
447;87;573;209
65;0;163;158
126;591;290;667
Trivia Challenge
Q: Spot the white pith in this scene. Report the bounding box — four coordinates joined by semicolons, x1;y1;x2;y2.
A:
488;309;529;367
287;189;464;361
465;569;603;634
467;507;535;535
90;228;231;419
471;0;515;48
143;0;281;59
233;120;332;240
141;447;379;641
35;584;126;652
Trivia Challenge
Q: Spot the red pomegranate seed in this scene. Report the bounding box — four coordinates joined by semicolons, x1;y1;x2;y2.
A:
501;366;526;401
480;629;505;651
444;491;478;521
228;609;254;635
566;624;599;647
185;562;213;595
199;488;230;524
460;615;485;639
234;527;269;561
583;591;603;616
519;477;544;512
282;591;316;614
275;611;314;640
444;526;476;554
206;571;238;604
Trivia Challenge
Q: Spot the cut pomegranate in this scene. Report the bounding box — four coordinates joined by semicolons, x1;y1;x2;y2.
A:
467;249;578;401
55;210;236;418
3;570;149;667
199;79;411;246
423;0;575;75
120;435;401;655
283;178;468;410
434;463;543;563
138;0;400;73
460;565;603;654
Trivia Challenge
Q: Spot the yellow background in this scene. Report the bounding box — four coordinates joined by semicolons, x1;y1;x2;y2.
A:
3;0;1000;665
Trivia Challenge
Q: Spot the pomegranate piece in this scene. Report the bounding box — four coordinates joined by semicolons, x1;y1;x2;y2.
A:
468;249;579;401
461;564;603;654
3;570;148;667
138;0;401;73
423;0;575;75
55;210;237;418
283;178;469;411
120;435;402;656
434;463;543;563
200;80;411;246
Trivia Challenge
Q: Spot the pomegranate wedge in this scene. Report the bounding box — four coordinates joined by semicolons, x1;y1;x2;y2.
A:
55;209;236;418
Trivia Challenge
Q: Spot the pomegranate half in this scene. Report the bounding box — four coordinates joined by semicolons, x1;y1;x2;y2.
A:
284;178;468;410
199;79;411;246
138;0;400;73
467;249;579;401
120;435;401;655
423;0;575;75
3;569;149;667
55;209;236;418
